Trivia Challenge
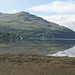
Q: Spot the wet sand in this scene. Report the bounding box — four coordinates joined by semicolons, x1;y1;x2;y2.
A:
0;54;75;75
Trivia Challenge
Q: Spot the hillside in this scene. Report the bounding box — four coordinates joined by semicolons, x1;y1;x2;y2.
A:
0;11;75;38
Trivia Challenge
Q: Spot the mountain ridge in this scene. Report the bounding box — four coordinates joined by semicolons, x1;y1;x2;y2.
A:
0;11;75;38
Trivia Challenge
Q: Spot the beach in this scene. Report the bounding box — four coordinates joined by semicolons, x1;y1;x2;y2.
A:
0;54;75;75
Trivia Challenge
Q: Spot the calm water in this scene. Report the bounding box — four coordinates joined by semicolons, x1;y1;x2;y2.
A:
48;46;75;57
0;38;75;57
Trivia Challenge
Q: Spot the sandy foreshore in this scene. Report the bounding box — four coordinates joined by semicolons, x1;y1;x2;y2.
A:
0;54;75;75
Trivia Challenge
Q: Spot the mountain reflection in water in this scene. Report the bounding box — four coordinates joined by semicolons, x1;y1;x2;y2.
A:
0;38;75;56
48;46;75;57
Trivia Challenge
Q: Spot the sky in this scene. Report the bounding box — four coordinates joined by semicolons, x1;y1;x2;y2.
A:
0;0;75;31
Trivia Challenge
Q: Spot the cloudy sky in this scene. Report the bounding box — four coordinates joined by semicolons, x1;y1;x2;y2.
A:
0;0;75;31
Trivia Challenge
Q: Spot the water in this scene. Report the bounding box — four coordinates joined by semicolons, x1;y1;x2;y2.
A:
48;46;75;57
0;38;75;57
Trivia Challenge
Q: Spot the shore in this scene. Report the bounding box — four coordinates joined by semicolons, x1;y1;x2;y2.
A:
0;54;75;75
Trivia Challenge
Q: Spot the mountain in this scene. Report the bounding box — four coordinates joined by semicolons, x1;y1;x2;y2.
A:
0;11;75;38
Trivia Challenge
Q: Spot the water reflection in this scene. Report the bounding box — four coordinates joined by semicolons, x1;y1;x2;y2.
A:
0;38;75;55
48;46;75;57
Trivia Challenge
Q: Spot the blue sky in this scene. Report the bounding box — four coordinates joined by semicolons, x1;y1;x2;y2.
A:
0;0;75;31
0;0;72;14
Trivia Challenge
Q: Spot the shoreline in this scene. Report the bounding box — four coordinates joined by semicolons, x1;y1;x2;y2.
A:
0;54;75;75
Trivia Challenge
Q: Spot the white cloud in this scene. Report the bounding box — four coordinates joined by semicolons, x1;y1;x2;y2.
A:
11;10;18;13
28;1;75;13
29;1;75;31
39;15;75;31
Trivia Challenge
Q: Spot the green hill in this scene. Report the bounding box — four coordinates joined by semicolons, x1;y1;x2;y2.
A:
0;11;75;38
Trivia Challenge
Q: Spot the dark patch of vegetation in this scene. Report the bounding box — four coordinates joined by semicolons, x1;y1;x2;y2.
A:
0;31;21;40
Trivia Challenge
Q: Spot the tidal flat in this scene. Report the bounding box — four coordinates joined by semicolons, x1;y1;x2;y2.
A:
0;54;75;75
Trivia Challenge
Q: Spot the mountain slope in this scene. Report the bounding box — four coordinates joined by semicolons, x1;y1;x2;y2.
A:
0;11;75;38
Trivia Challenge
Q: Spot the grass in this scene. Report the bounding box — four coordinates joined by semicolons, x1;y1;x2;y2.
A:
0;54;75;75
